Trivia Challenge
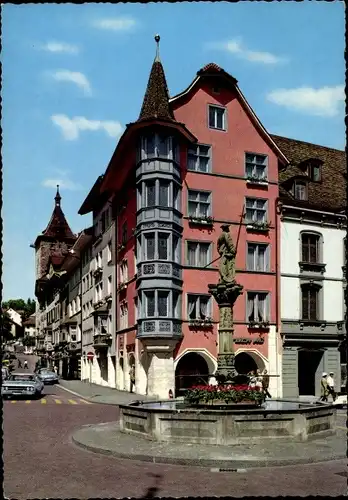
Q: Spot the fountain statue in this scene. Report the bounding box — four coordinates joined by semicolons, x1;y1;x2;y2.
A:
208;224;243;384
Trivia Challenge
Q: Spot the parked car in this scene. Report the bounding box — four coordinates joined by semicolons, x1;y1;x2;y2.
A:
1;373;44;399
37;368;59;385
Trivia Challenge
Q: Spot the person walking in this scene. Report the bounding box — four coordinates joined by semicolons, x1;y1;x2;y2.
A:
262;369;272;398
17;358;22;369
320;372;329;402
23;360;28;369
129;364;135;393
248;370;257;389
255;369;263;391
326;372;336;402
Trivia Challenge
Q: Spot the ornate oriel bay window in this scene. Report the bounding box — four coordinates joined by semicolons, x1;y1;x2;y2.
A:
137;289;182;338
137;179;181;211
139;134;179;162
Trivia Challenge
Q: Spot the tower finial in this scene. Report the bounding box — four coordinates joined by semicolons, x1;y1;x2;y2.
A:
154;34;160;62
55;184;61;206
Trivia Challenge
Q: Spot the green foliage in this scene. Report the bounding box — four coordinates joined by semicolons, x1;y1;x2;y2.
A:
1;311;14;341
2;298;36;320
184;384;266;405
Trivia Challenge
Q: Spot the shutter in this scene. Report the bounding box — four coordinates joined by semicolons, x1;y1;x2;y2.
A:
282;348;298;398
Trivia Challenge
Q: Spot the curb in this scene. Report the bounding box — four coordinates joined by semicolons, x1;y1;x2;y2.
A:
56;384;96;403
57;383;141;406
71;427;346;469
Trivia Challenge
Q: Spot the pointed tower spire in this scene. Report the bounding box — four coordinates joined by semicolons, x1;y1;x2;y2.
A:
138;34;175;122
41;187;75;239
55;185;61;207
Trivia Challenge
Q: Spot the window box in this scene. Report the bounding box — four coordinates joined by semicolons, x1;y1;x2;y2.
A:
189;215;214;226
93;333;112;349
189;318;213;329
246;175;268;187
246;221;270;232
248;320;270;330
299;261;326;274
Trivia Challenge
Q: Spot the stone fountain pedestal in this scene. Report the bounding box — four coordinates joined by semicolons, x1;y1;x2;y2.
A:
208;281;243;385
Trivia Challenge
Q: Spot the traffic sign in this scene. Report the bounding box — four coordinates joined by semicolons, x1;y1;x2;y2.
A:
87;351;94;361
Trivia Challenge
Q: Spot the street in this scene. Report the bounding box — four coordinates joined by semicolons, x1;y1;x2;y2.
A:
3;354;348;498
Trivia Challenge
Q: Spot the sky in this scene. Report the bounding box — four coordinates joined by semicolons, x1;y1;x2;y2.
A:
2;2;345;301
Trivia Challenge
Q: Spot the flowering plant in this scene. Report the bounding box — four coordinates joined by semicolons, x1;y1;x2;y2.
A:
184;384;265;405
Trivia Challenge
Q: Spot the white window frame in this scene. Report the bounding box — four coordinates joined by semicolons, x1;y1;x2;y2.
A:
245;152;268;180
247;243;269;272
246;292;270;323
187;144;212;173
188;190;212;218
187;294;212;320
208;105;226;131
186;241;212;267
245;197;268;224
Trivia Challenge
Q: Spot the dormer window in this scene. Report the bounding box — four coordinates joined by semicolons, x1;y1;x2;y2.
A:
294;180;308;201
300;159;322;182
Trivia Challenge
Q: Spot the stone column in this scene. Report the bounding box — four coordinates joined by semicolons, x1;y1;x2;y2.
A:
208;282;243;384
142;339;178;399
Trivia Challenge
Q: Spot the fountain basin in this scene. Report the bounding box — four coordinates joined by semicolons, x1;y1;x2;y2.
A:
119;399;337;445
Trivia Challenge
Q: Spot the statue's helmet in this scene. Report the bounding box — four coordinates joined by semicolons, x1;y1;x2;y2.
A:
220;224;230;231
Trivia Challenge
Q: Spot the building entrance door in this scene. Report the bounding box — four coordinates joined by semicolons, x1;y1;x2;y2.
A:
234;352;258;374
175;352;209;396
298;349;323;396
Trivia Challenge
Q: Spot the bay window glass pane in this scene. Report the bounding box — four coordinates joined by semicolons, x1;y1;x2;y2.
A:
146;136;155;157
158;136;168;158
172;235;179;262
159;181;169;207
172;292;179;318
145;233;155;260
173;184;179;209
158;233;168;260
146;182;156;206
146;292;155;316
172;137;178;162
158;291;168;316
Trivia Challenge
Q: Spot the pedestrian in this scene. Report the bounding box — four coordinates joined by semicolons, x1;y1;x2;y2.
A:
23;360;28;369
320;372;329;402
255;369;263;391
262;369;272;398
129;364;135;393
248;370;257;389
18;358;22;369
326;372;336;402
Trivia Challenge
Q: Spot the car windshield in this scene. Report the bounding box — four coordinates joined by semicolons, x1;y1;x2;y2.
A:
10;375;35;381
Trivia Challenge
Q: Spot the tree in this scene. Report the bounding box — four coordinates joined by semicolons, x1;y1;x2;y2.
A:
2;298;36;321
1;311;14;342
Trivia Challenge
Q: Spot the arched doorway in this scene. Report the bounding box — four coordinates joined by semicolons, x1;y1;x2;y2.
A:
235;352;260;374
175;352;209;396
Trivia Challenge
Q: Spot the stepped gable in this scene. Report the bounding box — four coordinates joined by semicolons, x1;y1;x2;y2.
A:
42;185;76;240
138;34;175;122
272;134;346;212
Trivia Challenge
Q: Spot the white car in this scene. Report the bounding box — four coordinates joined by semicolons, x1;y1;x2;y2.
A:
2;373;44;399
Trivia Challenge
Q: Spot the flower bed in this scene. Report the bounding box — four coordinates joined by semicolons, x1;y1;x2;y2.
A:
184;384;265;406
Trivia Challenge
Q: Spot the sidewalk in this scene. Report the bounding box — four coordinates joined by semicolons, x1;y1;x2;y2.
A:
58;379;156;406
72;415;347;469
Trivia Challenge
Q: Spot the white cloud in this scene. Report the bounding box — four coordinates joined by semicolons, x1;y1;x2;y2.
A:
51;70;92;95
92;17;136;31
42;178;83;191
266;85;345;117
51;114;123;141
206;38;286;65
39;41;80;54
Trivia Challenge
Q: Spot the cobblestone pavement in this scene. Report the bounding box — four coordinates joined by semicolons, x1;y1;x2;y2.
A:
4;382;347;499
